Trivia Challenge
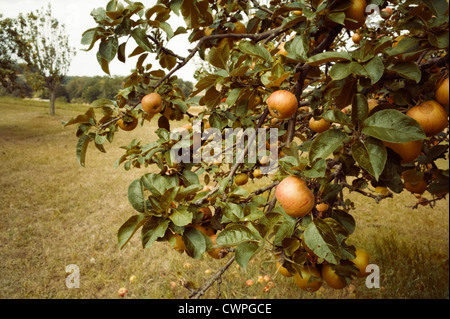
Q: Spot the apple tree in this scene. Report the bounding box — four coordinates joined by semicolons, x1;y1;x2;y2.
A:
64;0;449;298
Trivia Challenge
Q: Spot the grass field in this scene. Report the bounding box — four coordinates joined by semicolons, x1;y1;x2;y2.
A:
0;96;448;299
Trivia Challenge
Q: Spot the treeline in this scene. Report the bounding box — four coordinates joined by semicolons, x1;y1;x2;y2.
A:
0;73;193;104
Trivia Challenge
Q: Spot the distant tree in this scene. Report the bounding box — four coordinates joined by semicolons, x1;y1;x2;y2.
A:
0;15;31;96
176;79;194;98
13;4;76;115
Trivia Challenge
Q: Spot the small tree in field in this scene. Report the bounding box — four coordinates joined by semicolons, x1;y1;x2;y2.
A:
12;4;76;115
65;0;449;298
0;15;29;95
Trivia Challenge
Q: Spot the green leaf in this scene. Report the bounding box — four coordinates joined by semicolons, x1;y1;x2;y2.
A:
238;41;272;64
128;179;147;213
387;62;422;83
421;0;449;17
160;187;180;212
364;56;384;84
80;27;104;51
141;173;178;197
330;62;352;81
428;31;449;49
118;214;147;249
181;170;200;186
183;227;206;259
322;109;352;126
235;242;260;271
63;114;91;127
207;44;230;70
309;130;347;163
330;210;356;235
334;78;358;109
351;93;369;125
216;224;255;247
99;37;118;62
131;28;153;52
141;218;170;248
308;51;352;66
351;138;387;181
169;206;193;226
180;0;199;28
303;218;341;264
286;35;308;61
321;183;343;203
274;217;296;246
175;184;203;201
170;0;183;15
76;135;91;167
304;158;327;178
362;109;426;143
159;52;177;70
222;203;244;222
96;52;110;75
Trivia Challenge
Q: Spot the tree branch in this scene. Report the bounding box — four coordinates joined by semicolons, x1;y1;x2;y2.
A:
188;255;236;299
342;183;393;203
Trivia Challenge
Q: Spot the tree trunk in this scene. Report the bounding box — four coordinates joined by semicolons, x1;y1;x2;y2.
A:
49;89;56;115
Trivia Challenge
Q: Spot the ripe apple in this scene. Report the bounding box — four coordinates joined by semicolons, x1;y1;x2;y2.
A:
383;140;423;164
403;178;428;194
235;173;249;186
183;262;192;269
275;176;315;218
253;168;263;179
351;249;371;277
381;7;393;19
267;90;298;119
141;93;162;114
245;279;254;287
309;117;331;133
316;203;329;212
276;261;292;277
118;287;128;297
199;207;212;221
129;275;137;284
344;0;367;30
293;266;322;292
406;100;448;136
435;77;449;108
352;33;361;44
208;234;228;259
321;264;347;289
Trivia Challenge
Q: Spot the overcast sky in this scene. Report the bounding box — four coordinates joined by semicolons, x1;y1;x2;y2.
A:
0;0;198;82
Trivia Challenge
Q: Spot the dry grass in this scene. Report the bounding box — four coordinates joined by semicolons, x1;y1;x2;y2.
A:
0;97;448;299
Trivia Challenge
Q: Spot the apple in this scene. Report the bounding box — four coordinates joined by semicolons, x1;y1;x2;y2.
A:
275;176;315;218
245;279;254;287
118;287;128;297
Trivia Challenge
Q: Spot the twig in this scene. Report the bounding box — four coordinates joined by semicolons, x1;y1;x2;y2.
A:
410;195;448;209
245;180;280;203
342;183;393;203
147;34;185;61
189;255;236;299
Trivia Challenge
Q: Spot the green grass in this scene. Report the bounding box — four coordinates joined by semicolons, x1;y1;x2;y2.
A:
0;96;448;299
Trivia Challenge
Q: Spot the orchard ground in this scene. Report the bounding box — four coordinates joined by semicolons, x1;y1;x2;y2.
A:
0;96;448;299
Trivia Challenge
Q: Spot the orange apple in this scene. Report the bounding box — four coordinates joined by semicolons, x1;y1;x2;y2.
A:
275;176;315;218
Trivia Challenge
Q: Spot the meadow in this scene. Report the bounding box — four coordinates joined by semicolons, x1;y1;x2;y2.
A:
0;96;448;299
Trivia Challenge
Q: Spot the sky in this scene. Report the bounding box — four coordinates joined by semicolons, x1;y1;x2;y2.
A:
0;0;198;82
